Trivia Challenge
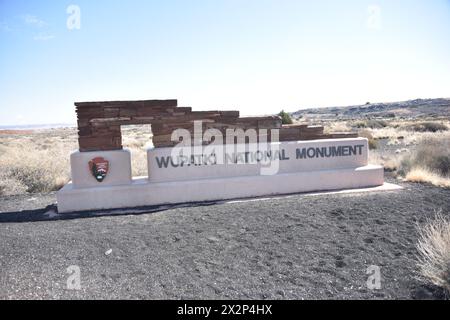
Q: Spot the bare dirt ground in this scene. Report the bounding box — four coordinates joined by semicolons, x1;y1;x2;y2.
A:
0;177;449;300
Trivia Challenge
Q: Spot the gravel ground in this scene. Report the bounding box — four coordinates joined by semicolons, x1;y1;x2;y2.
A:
0;177;449;300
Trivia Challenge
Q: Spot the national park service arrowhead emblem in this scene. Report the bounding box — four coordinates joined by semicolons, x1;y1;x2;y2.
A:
89;157;109;182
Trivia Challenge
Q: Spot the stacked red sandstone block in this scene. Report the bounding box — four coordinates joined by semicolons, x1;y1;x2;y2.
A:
75;99;357;151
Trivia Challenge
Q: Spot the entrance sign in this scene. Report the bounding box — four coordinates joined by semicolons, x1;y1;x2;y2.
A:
147;138;368;183
57;99;384;213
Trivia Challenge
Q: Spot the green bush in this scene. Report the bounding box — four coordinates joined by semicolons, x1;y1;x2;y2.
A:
278;110;293;125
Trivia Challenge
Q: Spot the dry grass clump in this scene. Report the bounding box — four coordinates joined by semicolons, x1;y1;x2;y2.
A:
0;130;77;195
0;127;154;196
364;123;450;188
370;127;408;140
399;135;450;188
0;142;72;194
406;168;450;188
0;171;28;195
369;150;403;172
358;119;450;145
416;211;450;295
358;129;378;149
402;130;450;146
324;121;352;133
354;119;388;129
407;122;448;133
399;136;450;176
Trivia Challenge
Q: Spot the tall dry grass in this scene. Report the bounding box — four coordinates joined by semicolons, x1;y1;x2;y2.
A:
324;121;352;133
0;130;77;195
0;126;154;196
406;168;450;189
416;211;450;295
398;135;450;188
369;150;404;172
365;120;449;145
350;119;450;189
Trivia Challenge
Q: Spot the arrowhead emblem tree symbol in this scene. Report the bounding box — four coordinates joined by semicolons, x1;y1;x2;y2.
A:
88;157;109;182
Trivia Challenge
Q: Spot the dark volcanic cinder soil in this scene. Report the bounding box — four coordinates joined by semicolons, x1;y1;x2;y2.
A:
0;177;449;300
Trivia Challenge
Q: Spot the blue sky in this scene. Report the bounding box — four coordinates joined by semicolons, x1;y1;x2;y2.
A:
1;0;450;126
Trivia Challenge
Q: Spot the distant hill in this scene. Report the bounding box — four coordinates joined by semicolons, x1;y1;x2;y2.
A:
291;98;450;120
0;123;75;130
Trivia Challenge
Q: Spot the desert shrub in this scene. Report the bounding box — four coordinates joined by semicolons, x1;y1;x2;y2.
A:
358;129;378;149
416;211;450;294
407;122;448;133
0;172;28;195
398;135;450;188
369;150;403;172
325;121;351;133
0;127;155;195
353;121;366;128
405;168;450;188
368;119;388;128
354;119;388;129
399;136;450;178
0;138;73;195
435;156;450;176
278;110;293;125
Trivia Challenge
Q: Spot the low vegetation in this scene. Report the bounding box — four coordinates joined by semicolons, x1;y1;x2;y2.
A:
354;119;388;129
0;117;449;195
0;127;152;196
0;129;76;195
398;136;450;188
315;117;450;188
416;211;450;295
357;129;378;150
278;110;293;125
405;168;450;189
407;122;448;133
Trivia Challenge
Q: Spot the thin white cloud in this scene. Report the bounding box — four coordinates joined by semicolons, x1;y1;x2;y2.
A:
21;14;47;28
33;33;55;41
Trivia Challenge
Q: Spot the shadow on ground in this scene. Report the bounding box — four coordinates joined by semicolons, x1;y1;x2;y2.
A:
0;201;221;223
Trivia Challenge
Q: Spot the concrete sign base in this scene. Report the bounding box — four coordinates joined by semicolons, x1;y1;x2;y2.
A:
57;164;383;213
57;138;386;213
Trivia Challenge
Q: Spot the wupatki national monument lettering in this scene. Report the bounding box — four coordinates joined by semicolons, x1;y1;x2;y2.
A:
154;144;365;168
56;99;384;213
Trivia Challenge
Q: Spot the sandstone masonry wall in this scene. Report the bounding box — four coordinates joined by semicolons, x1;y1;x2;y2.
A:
75;99;357;151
